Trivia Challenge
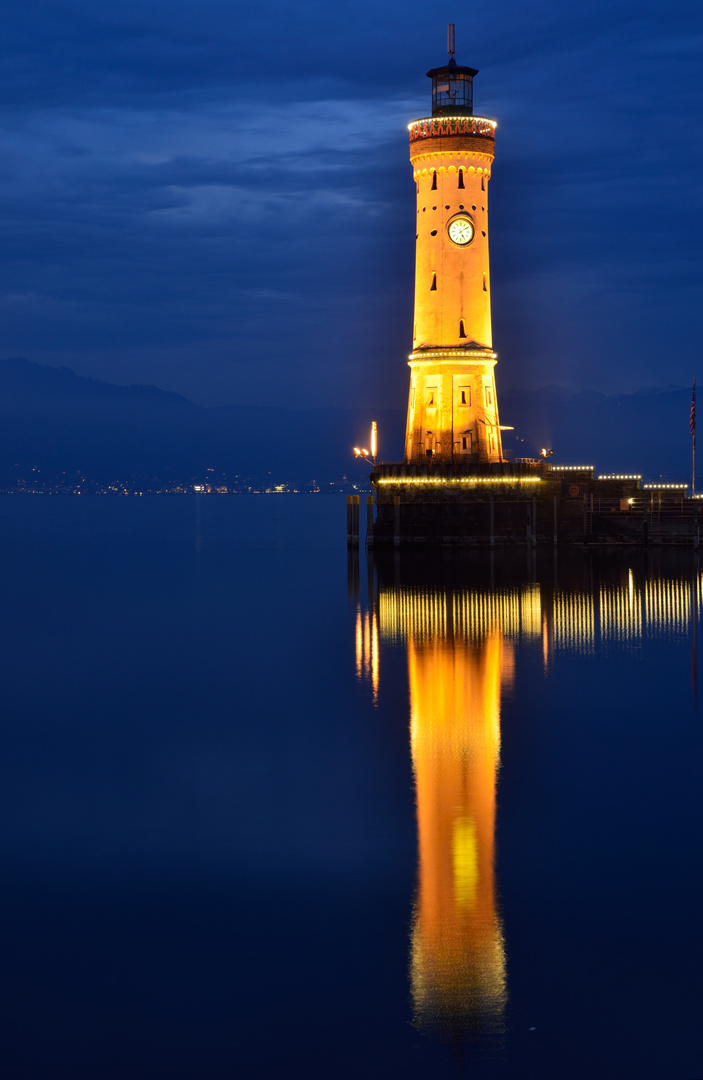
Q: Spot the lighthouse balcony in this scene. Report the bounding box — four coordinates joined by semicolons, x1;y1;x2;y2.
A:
409;117;496;142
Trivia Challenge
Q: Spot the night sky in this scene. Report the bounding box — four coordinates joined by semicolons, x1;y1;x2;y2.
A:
0;0;700;411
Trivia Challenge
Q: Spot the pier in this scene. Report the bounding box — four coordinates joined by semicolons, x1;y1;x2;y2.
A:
349;462;701;548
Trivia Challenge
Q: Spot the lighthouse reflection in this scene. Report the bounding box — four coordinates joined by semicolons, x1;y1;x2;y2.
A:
408;622;509;1040
360;566;523;1040
355;551;702;1045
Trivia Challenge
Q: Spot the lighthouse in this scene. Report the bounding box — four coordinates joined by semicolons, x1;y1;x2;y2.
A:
405;26;503;465
361;30;656;547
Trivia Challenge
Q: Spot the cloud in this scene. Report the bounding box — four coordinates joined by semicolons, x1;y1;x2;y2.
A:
0;0;699;408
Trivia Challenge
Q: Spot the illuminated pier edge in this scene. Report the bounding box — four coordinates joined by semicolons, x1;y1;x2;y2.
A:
376;476;541;486
550;465;595;472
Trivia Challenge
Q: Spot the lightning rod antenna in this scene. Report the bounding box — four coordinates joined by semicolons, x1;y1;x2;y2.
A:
447;23;455;61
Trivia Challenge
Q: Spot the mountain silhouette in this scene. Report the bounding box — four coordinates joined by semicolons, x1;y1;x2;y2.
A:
0;358;693;488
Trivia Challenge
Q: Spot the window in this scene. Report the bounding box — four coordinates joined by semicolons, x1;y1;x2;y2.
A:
427;390;436;406
430;273;437;290
458;170;465;189
459;320;466;338
485;386;493;406
483;273;487;292
459;388;470;405
431;171;437;190
481;176;485;191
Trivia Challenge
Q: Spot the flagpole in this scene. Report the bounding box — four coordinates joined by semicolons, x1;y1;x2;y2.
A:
692;379;697;497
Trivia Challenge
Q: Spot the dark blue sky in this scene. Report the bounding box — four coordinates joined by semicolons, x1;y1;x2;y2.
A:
0;0;700;409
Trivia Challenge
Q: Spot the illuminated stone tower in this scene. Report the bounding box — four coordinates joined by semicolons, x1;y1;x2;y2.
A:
405;27;503;465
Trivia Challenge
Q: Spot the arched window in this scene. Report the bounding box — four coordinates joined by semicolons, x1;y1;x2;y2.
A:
458;170;465;189
459;320;466;338
430;273;437;291
431;171;437;190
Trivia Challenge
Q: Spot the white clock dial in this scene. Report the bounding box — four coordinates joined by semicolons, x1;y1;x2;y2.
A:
448;217;475;246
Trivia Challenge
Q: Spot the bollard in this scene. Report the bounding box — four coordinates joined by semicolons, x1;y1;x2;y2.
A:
553;495;558;546
393;495;401;548
366;494;374;546
351;494;360;547
346;495;353;546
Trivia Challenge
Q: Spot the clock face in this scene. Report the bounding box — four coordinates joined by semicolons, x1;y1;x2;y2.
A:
448;216;475;246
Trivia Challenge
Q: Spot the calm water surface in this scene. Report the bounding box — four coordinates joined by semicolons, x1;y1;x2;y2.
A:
0;496;701;1078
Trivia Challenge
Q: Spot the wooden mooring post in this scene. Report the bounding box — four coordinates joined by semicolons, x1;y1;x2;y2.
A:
346;495;360;546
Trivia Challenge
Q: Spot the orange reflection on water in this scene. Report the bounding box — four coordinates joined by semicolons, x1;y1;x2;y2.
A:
355;606;379;703
409;628;511;1039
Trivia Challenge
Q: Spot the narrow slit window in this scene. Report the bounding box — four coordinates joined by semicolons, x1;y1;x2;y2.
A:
431;171;437;190
485;386;493;406
430;273;437;291
481;176;485;191
459;320;466;338
462;436;468;450
483;273;487;292
458;170;465;189
460;388;470;405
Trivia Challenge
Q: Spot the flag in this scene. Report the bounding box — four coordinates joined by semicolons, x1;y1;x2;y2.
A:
691;379;696;437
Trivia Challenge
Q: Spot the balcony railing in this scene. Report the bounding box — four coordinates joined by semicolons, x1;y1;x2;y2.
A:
408;116;496;142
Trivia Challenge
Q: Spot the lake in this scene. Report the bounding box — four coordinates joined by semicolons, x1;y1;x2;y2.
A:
0;495;700;1078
